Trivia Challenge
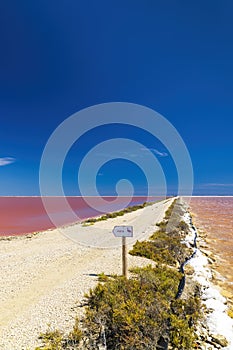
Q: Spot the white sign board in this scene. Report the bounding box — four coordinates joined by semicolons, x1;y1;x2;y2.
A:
112;226;133;238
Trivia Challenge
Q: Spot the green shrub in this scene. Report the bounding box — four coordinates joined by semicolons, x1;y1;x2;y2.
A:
36;330;64;350
169;297;202;349
130;199;192;266
178;220;189;232
130;228;191;266
83;266;175;349
67;318;83;344
156;220;167;229
82;265;200;349
36;322;83;350
83;203;147;224
98;272;109;282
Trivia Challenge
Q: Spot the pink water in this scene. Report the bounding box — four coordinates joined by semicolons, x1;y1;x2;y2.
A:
188;197;233;298
0;196;162;236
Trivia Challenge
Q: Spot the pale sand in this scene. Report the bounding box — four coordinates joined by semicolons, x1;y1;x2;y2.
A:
0;198;173;350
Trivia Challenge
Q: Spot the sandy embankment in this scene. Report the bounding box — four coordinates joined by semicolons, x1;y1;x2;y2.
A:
0;198;173;350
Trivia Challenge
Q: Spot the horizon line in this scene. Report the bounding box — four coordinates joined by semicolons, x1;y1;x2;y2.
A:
0;195;233;198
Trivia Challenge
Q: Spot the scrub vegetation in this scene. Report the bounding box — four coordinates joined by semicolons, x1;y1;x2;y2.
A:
36;199;202;350
83;202;149;225
129;201;192;266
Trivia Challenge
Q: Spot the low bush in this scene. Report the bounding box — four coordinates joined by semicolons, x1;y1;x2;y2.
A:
35;321;83;350
36;330;63;350
130;231;189;266
81;264;201;349
36;265;201;350
130;199;192;266
98;272;109;282
84;203;147;224
82;265;200;349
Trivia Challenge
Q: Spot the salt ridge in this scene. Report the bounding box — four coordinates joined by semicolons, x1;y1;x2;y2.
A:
183;211;233;349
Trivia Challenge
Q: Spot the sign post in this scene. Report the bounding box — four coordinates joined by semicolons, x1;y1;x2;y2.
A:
112;226;133;278
122;236;127;278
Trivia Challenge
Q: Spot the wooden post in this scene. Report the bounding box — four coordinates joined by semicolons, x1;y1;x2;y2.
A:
122;237;127;278
113;226;132;279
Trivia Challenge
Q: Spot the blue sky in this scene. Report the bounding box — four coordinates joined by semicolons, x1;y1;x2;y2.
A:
0;1;233;196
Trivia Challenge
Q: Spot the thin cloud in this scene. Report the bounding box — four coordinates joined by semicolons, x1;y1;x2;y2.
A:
96;151;141;158
202;183;233;187
151;149;168;157
96;148;168;158
140;147;168;157
0;157;16;166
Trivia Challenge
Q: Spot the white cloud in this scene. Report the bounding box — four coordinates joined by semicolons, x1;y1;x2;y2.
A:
0;157;16;166
95;147;168;159
151;149;168;157
140;147;168;157
202;183;233;187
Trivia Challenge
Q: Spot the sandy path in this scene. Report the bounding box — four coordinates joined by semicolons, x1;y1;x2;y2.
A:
0;198;173;350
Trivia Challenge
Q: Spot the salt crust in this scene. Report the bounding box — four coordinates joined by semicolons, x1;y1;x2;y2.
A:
183;211;233;350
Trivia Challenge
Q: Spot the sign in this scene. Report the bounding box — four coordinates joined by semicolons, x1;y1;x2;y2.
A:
113;226;134;278
112;226;133;238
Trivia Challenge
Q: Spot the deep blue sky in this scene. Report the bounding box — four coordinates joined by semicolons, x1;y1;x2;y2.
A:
0;1;233;196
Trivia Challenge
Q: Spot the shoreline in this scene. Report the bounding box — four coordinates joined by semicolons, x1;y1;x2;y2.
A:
192;219;233;313
190;210;233;312
0;197;232;349
0;196;165;238
182;204;233;349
